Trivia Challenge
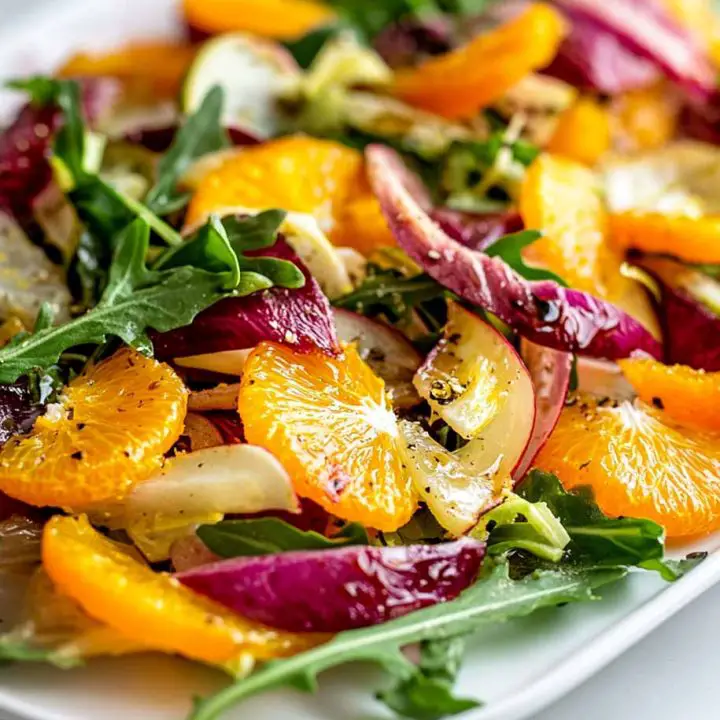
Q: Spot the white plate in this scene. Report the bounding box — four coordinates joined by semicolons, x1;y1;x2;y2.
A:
1;2;720;719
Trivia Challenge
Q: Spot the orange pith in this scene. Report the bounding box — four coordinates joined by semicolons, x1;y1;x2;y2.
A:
185;135;395;254
535;395;720;537
547;97;611;166
393;3;567;119
59;41;197;97
619;359;720;433
519;153;660;337
238;342;416;531
42;515;317;665
609;212;720;264
182;0;336;40
0;348;187;508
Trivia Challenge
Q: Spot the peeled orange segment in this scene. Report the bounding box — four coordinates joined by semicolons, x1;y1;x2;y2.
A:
0;349;187;508
535;396;720;537
182;0;336;40
547;97;611;166
185;136;395;254
43;515;315;667
619;359;720;433
609;212;720;264
238;342;416;531
59;41;197;97
612;83;679;152
393;3;567;119
519;153;660;337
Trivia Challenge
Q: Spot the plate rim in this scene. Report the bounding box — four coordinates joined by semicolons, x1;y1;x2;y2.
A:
0;2;720;719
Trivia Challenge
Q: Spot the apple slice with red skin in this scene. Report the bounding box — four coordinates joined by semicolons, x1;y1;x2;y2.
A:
402;302;536;535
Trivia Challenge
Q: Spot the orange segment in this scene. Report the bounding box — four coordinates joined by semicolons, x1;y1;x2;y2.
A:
612;83;679;152
519;154;660;337
547;97;611;166
609;212;720;264
393;4;567;119
238;342;416;531
59;41;197;97
536;396;720;537
43;515;315;665
185;135;395;254
0;348;187;508
619;358;720;433
182;0;336;40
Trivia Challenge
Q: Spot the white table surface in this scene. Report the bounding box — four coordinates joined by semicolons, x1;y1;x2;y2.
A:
0;0;718;718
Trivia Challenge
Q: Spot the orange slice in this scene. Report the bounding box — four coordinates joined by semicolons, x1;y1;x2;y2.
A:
619;358;720;433
238;342;416;531
535;395;720;537
519;153;660;337
0;348;187;508
182;0;336;40
185;135;395;254
612;83;678;152
393;3;567;119
59;41;197;97
609;212;720;264
43;515;315;666
547;97;611;166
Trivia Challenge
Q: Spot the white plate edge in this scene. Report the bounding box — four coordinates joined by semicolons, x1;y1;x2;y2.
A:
0;2;719;719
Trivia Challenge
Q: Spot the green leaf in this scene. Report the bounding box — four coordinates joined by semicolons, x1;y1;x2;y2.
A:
334;269;445;323
518;471;668;573
54;80;86;179
197;518;369;558
155;216;241;289
6;75;61;106
221;210;287;252
378;638;480;720
0;219;236;382
0;636;82;669
144;86;230;215
485;231;568;286
189;560;626;720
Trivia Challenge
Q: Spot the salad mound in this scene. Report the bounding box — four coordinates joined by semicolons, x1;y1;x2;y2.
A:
0;1;718;719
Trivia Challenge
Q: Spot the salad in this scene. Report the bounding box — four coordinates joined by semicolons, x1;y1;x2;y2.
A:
0;0;719;718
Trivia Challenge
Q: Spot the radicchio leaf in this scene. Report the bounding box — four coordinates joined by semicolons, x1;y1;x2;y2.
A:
178;539;485;633
154;237;339;358
366;144;662;361
638;257;720;371
0;79;119;227
429;208;524;252
542;12;660;94
551;0;715;98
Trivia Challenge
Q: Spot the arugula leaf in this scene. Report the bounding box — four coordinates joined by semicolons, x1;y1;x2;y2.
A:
324;0;440;41
518;471;668;572
221;210;287;251
144;86;230;215
334;269;445;322
0;636;82;669
0;219;247;382
485;230;568;287
155;216;240;288
197;518;369;558
378;638;479;720
190;560;626;720
6;75;60;106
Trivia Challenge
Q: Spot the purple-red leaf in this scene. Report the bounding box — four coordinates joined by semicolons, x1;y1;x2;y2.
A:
543;13;659;93
366;144;662;360
154;237;339;358
551;0;715;98
429;208;524;252
0;79;119;227
178;539;485;632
